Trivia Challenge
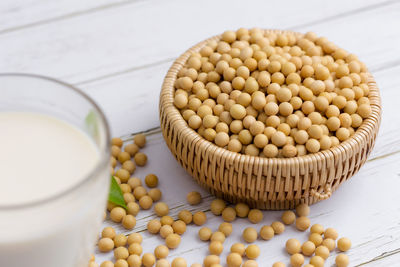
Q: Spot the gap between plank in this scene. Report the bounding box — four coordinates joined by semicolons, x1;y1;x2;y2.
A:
370;58;400;73
355;247;400;266
76;57;176;85
0;0;145;35
289;0;398;30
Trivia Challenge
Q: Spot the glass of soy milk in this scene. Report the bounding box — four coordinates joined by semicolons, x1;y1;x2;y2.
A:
0;74;111;267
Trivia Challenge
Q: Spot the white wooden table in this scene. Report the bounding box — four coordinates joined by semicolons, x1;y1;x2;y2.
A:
1;0;399;266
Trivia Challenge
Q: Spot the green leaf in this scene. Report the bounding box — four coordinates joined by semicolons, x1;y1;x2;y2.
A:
108;176;127;209
85;110;99;139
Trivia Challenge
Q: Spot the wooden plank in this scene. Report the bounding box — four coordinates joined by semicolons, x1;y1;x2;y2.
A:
94;131;400;266
0;0;392;84
0;0;135;33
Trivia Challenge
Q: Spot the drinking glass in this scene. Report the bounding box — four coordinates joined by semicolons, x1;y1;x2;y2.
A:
0;73;111;267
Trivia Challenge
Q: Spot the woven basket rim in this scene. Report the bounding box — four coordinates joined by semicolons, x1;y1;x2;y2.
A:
160;29;382;165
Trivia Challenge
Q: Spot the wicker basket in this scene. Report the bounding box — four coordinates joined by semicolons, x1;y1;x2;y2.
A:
159;30;382;209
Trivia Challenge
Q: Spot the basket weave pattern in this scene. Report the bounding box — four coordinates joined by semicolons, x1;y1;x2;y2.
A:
159;30;382;209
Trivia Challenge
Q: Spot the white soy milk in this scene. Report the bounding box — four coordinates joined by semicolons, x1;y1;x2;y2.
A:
0;112;109;267
0;112;99;205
